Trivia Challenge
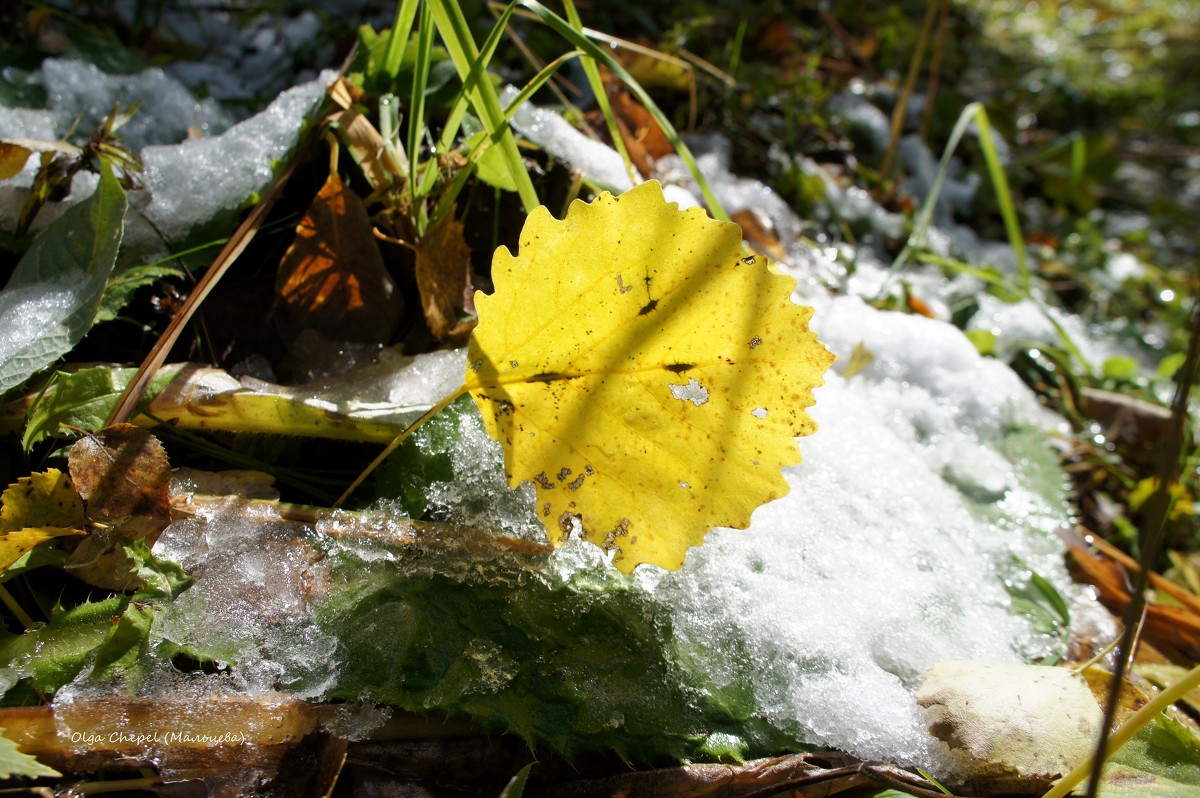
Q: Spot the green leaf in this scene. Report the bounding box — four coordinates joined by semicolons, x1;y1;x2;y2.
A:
126;538;192;600
96;262;182;323
465;131;518;192
375;394;467;517
0;166;127;397
965;329;998;357
23;368;125;450
1156;352;1186;380
500;762;535;798
1103;355;1140;380
1100;712;1200;796
0;727;60;779
0;595;126;695
22;365;176;451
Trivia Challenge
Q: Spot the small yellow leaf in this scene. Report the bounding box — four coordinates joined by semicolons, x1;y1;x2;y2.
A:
0;143;33;180
0;468;84;534
0;138;82;180
0;527;81;574
464;180;834;572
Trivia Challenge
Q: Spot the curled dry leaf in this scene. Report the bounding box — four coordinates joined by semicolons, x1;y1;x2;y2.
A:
464;180;834;573
66;424;172;590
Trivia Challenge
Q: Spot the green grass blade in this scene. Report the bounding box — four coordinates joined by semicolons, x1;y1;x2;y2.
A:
971;105;1030;292
382;0;421;79
562;0;638;187
892;101;980;275
407;2;435;227
435;2;518;154
417;2;516;205
428;0;540;213
431;49;586;224
515;0;728;220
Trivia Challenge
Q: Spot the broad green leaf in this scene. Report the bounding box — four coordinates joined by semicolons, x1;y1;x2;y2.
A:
465;131;518;192
1103;355;1140;380
23;367;129;450
0;728;60;779
0;166;127;396
463;180;834;572
1098;712;1200;797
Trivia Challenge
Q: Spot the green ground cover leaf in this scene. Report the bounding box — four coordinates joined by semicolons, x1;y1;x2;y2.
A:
0;728;59;779
0;166;126;397
1099;713;1200;797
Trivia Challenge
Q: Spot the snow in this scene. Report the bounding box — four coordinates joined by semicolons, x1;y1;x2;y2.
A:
355;304;1090;767
0;60;329;247
137;73;330;243
152;499;340;700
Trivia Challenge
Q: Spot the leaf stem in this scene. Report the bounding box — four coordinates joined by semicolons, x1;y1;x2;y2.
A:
333;385;469;508
0;583;34;629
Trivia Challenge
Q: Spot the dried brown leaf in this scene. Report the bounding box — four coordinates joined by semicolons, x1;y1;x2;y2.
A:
66;424;171;590
413;209;475;343
276;168;402;344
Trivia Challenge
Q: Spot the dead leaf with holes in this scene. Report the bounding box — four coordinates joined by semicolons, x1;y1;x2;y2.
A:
65;424;172;590
275;145;402;344
462;180;834;572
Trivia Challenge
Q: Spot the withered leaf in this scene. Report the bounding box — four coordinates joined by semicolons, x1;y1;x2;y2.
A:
602;71;674;178
276;167;402;344
68;424;171;533
413;209;475;343
66;424;172;590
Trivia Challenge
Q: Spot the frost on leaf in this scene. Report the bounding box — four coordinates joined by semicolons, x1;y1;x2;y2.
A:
463;180;834;573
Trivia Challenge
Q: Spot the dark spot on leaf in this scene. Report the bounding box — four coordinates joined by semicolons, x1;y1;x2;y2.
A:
529;372;579;383
638;299;659;315
568;472;587;490
556;467;572;482
741;255;756;265
749;336;762;348
666;363;694;373
534;472;554;490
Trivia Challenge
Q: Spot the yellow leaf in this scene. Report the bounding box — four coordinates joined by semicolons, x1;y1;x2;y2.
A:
0;527;81;574
0;138;82;180
0;143;33;181
463;180;834;572
0;468;84;534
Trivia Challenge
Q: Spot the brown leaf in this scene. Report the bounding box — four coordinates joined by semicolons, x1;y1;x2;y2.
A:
601;71;674;177
730;209;787;262
413;209;475;343
66;424;172;590
276;167;402;344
